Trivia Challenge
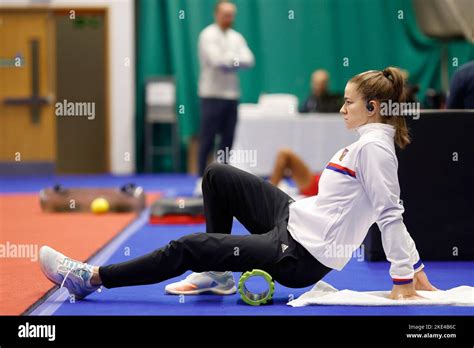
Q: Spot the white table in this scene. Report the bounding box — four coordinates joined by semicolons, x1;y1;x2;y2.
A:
231;112;358;175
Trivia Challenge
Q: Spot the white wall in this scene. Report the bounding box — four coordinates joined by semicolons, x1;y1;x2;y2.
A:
1;0;135;174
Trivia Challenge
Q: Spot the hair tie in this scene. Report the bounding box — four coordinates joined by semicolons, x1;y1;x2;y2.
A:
382;70;393;82
382;70;389;78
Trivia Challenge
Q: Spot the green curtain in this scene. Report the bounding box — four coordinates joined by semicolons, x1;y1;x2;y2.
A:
135;0;474;173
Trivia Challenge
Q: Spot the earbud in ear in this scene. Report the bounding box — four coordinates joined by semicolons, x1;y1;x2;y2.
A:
366;101;374;112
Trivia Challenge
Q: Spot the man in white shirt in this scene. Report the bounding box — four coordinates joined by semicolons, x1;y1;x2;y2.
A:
195;0;255;194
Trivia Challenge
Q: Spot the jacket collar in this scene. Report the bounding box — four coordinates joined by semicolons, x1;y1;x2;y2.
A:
356;122;395;138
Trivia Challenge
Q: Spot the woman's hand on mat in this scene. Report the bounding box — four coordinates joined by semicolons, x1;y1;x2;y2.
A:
388;283;424;300
414;269;438;291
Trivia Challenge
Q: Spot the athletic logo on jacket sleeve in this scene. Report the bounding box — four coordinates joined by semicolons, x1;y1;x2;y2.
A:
326;162;356;178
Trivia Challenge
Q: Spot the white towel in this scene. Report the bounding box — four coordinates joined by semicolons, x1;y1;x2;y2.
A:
287;281;474;307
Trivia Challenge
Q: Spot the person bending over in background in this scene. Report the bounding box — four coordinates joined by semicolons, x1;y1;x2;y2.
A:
270;148;321;197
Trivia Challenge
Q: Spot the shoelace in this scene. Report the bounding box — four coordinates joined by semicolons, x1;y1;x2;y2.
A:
60;262;91;290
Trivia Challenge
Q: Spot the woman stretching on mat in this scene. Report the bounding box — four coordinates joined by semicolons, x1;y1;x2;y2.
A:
40;67;437;301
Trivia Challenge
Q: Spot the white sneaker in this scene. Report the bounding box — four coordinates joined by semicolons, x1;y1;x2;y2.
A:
165;271;237;295
39;246;100;300
193;177;203;197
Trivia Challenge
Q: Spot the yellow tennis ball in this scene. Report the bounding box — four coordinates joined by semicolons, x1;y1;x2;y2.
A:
91;197;110;214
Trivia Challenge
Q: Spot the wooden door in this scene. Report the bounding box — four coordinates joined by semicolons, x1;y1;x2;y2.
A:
0;11;56;170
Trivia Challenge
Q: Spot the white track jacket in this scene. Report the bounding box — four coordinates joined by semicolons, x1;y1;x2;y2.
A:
287;123;424;284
